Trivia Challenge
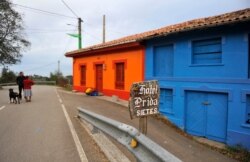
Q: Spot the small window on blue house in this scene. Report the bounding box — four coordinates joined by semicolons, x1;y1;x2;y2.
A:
248;34;250;78
154;45;174;77
159;89;173;114
246;95;250;124
192;38;222;65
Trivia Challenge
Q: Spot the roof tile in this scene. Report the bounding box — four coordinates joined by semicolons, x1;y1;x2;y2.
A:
66;8;250;56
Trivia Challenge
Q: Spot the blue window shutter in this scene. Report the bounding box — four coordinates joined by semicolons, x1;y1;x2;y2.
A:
246;95;250;124
192;38;222;64
154;45;174;77
159;89;173;114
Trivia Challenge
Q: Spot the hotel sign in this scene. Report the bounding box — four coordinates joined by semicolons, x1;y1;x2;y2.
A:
129;80;160;119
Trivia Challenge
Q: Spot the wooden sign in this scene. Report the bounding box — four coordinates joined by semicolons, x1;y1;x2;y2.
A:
129;80;160;119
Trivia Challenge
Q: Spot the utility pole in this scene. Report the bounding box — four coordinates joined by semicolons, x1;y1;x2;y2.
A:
103;15;106;43
78;17;83;49
58;60;60;75
61;0;82;49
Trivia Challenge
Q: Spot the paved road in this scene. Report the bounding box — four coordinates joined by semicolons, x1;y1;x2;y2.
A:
0;85;237;162
0;85;108;162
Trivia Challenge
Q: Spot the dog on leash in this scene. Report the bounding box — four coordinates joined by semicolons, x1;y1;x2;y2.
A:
9;88;20;104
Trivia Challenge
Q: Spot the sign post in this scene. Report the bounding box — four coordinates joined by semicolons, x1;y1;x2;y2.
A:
129;80;160;135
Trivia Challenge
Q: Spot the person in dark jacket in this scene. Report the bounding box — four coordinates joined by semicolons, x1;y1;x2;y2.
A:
16;71;25;99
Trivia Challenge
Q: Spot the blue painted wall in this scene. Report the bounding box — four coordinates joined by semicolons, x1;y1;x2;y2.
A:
145;24;250;149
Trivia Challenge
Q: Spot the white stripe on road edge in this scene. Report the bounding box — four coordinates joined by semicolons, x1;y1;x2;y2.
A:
55;89;88;161
0;106;6;111
61;104;88;162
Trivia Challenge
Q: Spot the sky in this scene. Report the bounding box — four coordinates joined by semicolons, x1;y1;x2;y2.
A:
4;0;250;77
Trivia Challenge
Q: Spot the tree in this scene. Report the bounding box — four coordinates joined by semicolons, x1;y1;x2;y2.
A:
50;70;68;86
0;67;16;83
0;0;30;65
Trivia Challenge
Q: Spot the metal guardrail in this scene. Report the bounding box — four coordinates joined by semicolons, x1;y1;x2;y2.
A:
0;81;56;87
78;107;182;162
0;82;16;86
34;81;56;85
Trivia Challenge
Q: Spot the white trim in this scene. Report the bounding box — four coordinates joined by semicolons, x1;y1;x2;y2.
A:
0;106;6;111
56;90;88;162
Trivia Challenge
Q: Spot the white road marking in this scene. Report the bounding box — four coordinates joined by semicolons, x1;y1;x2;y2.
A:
61;104;88;162
56;90;88;162
0;106;6;111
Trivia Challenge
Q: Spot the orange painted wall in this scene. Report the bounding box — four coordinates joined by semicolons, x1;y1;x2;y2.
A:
72;45;145;100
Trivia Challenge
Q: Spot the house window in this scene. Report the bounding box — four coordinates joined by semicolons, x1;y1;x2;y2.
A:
154;45;174;77
192;38;222;65
159;89;173;114
115;62;125;90
246;95;250;124
80;65;86;86
248;34;250;78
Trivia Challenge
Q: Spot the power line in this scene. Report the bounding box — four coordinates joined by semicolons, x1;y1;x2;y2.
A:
61;0;78;18
12;3;76;19
26;28;74;31
25;28;76;34
27;31;74;34
26;29;75;32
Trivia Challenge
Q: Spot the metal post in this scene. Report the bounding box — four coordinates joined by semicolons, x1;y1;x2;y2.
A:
58;60;60;74
139;116;147;135
103;14;106;43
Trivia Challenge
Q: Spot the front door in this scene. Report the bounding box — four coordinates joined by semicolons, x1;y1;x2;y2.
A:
186;91;228;142
95;64;103;92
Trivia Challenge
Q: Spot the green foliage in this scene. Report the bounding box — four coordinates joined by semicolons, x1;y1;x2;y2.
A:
31;74;49;81
0;0;30;65
50;70;70;87
0;67;16;83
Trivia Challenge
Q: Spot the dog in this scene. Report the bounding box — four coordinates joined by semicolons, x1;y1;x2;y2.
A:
9;88;20;104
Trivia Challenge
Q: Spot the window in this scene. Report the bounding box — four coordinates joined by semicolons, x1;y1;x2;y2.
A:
115;62;125;89
80;65;86;86
246;95;250;124
159;89;173;114
248;34;250;78
154;45;174;77
192;38;222;65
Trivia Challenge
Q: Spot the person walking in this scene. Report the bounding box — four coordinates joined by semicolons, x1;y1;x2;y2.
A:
16;71;25;100
23;76;34;102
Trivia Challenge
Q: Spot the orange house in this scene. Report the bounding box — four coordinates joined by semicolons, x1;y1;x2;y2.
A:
65;40;145;100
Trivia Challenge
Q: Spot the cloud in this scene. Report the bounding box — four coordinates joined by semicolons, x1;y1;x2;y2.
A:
8;0;250;77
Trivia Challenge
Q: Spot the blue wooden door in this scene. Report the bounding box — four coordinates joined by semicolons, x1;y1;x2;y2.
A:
186;91;228;142
154;45;174;77
206;93;228;142
186;91;206;136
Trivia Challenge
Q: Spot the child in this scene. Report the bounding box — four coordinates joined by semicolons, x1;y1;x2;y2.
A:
23;76;34;102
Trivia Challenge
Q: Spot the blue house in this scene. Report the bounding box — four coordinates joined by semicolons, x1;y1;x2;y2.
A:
144;9;250;149
65;8;250;149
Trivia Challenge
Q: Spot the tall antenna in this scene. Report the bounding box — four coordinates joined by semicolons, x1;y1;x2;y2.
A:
103;15;106;43
58;60;60;74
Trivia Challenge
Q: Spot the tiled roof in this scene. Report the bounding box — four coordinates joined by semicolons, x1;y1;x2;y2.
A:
66;8;250;56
